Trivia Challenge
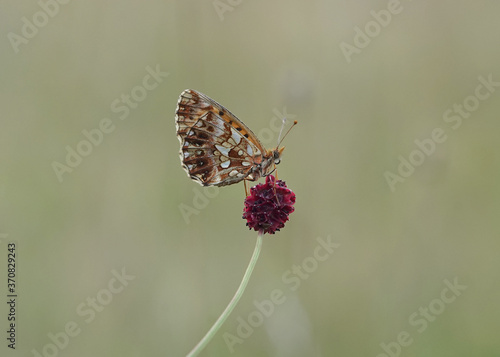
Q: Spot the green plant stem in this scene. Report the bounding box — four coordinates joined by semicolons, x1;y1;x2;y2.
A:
186;232;264;357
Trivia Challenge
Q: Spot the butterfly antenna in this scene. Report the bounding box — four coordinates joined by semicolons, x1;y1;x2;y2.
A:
277;117;287;147
277;120;298;148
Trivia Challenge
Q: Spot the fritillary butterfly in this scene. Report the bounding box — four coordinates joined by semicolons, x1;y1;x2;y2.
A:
175;89;293;187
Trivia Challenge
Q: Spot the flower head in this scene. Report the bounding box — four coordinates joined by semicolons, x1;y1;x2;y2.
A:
242;175;296;234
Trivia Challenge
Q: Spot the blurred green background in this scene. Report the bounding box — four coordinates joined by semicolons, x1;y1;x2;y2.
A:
1;1;499;356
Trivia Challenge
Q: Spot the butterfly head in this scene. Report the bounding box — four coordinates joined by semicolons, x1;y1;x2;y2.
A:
258;146;285;179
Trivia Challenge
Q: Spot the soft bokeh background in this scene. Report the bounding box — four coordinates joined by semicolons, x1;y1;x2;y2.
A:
1;1;499;356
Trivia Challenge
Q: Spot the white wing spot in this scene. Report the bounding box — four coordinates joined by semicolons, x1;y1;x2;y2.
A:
242;161;251;166
231;127;242;145
229;170;239;177
215;144;231;157
247;145;254;156
238;150;243;156
221;161;230;169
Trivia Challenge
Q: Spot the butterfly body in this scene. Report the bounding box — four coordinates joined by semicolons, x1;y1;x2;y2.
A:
175;89;283;187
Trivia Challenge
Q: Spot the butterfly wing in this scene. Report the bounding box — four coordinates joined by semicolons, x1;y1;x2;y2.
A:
175;89;268;186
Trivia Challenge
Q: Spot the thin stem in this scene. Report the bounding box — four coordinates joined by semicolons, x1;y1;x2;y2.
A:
186;232;264;357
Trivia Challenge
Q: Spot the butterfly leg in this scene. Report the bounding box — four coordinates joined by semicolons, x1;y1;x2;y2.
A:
272;178;280;204
244;179;249;197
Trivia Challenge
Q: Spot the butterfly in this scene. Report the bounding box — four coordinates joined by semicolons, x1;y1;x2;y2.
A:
175;89;295;187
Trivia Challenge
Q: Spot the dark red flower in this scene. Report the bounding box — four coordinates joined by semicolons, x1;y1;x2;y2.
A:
242;175;296;234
